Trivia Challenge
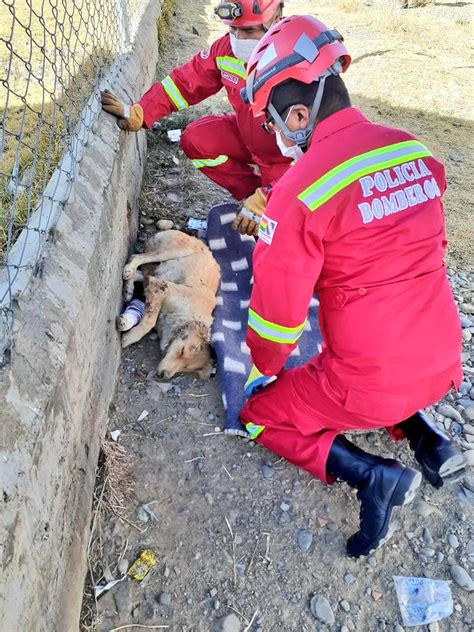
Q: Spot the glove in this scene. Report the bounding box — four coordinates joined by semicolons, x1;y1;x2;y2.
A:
244;364;277;398
100;89;144;132
232;187;267;236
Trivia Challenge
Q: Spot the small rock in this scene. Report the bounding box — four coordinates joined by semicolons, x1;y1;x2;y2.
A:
371;590;383;601
463;423;474;435
462;407;474;423
422;528;434;545
344;572;356;584
166;192;180;203
461;303;474;314
216;613;241;632
462;329;472;343
394;625;404;632
405;531;415;540
340;599;350;612
460;316;473;328
437;403;463;423
210;588;218;597
464;450;474;466
420;547;435;557
310;595;335;625
261;464;274;479
428;622;439;632
459;381;472;396
297;529;313;552
157;219;174;230
280;502;290;512
450;565;474;592
158;593;172;606
448;534;459;549
118;558;129;575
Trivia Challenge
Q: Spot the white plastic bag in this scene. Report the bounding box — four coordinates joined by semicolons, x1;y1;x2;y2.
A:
393;575;453;627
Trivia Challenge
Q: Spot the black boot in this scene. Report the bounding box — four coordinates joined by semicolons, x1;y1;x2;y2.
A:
327;436;421;558
398;410;467;488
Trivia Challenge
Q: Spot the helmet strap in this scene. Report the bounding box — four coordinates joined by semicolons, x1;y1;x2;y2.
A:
267;70;330;147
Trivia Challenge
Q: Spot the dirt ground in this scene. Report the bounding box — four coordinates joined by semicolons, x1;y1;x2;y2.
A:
81;1;474;630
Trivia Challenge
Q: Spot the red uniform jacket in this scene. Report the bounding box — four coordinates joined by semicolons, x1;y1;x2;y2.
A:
138;34;289;174
247;108;462;420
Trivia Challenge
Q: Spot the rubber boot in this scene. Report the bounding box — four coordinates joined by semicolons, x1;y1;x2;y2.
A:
326;436;422;558
397;410;467;488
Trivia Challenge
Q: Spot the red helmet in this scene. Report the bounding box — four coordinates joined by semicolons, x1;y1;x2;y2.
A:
243;14;351;117
214;1;283;28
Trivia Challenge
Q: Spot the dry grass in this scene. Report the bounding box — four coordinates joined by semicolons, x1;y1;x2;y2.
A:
80;439;134;632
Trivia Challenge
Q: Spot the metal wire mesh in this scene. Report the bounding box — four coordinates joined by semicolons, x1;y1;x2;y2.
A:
0;0;148;362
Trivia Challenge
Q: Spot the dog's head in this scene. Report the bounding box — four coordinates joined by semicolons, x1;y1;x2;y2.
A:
157;321;213;379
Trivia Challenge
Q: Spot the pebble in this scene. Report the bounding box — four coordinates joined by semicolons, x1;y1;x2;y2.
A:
422;528;434;545
437;403;463;423
158;593;172;606
297;529;313;552
450;565;474;592
394;625;404;632
216;613;241;632
261;464;274;479
460;316;473;328
118;558;129;575
310;595;335;625
280;502;290;512
166;192;180;203
463;423;474;435
462;329;472;342
459;381;472;395
461;303;474;314
448;534;459;549
157;219;174;230
344;572;356;584
420;547;436;557
340;599;350;612
462;406;474;423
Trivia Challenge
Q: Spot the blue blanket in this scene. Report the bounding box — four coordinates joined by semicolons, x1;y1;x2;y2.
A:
206;203;323;436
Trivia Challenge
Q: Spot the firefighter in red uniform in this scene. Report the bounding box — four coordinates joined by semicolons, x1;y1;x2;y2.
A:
240;15;466;557
100;0;291;235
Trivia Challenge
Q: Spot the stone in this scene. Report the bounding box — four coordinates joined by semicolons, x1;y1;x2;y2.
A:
394;625;404;632
118;558;129;575
450;565;474;592
166;192;180;203
158;592;171;606
340;600;350;612
422;528;434;545
459;381;472;396
437;403;463;423
297;529;313;552
462;407;474;423
420;547;435;557
464;450;474;466
280;501;290;512
460;316;473;328
448;534;459;549
461;303;474;314
344;572;356;584
261;464;274;479
157;219;174;230
310;595;335;625
462;329;472;343
216;613;241;632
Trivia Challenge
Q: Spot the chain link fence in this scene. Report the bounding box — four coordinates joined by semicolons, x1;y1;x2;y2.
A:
0;0;149;363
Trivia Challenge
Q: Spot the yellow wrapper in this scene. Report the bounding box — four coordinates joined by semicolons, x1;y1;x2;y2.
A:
127;549;157;581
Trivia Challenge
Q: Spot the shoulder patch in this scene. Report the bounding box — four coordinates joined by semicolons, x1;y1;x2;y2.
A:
258;214;278;245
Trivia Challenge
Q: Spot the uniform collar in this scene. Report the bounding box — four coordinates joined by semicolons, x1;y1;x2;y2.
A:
311;107;370;145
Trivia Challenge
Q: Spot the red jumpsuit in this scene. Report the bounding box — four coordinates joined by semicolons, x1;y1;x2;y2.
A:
241;107;462;483
138;34;291;200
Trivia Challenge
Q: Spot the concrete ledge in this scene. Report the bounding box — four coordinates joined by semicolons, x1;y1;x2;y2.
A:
0;2;161;629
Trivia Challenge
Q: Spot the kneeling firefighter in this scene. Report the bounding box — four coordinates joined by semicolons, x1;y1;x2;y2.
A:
240;15;466;557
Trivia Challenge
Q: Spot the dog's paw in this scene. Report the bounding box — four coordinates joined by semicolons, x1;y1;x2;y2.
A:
122;264;135;281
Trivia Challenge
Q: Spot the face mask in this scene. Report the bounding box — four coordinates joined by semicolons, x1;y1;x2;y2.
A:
230;33;259;63
274;106;304;162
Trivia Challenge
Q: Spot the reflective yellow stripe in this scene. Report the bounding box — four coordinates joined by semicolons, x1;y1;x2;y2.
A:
191;155;229;169
298;140;432;212
216;56;246;80
246;422;265;440
248;308;306;344
161;75;189;110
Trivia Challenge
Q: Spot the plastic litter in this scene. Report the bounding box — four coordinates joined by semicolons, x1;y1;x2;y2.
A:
110;429;121;442
167;128;182;142
127;549;157;581
187;217;207;239
94;575;126;599
393;575;453;627
119;299;145;331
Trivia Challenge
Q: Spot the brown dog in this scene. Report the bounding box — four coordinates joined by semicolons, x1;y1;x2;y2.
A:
118;229;220;379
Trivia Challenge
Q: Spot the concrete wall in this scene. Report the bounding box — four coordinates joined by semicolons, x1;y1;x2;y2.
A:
0;3;161;629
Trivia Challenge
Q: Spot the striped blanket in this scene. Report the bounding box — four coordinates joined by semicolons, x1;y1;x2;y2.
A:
206;203;323;436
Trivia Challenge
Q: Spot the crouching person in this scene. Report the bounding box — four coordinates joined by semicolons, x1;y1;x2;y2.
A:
240;15;466;557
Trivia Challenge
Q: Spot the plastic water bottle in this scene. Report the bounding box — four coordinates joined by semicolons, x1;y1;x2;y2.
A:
117;299;145;331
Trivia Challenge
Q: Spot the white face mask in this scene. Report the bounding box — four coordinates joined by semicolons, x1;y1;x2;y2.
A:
230;33;259;63
274;106;304;162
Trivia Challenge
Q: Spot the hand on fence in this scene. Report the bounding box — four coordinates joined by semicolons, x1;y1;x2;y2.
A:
232;187;267;236
100;90;144;132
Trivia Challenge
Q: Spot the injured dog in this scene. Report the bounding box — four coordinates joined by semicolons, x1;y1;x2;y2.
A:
117;229;220;379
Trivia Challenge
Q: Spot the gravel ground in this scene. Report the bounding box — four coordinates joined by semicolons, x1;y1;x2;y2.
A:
81;1;473;630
